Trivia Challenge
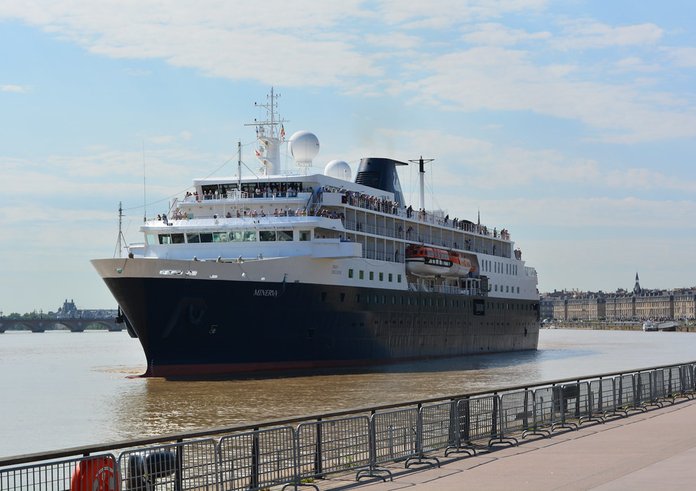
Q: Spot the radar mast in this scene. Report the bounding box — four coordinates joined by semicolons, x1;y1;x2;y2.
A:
246;87;288;176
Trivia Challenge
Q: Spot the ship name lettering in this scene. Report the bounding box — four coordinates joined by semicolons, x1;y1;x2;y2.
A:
254;289;278;297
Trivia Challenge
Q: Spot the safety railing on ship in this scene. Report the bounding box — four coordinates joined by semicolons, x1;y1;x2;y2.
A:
2;361;695;491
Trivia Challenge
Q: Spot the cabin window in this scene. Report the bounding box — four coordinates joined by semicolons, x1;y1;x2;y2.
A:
359;270;364;280
379;272;384;281
348;269;354;279
158;234;172;244
186;233;200;243
260;231;276;241
388;273;393;282
199;233;213;243
212;232;228;243
230;231;243;242
171;233;185;244
299;230;311;241
369;271;374;281
277;230;293;241
243;231;257;242
397;274;402;283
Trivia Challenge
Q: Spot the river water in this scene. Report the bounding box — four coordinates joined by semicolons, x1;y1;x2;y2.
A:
1;328;695;458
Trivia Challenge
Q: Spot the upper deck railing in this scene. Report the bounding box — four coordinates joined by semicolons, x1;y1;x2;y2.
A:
169;186;512;242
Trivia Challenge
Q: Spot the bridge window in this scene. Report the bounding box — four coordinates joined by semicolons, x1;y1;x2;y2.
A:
158;234;171;244
146;234;158;245
277;230;293;241
260;231;276;241
186;233;200;243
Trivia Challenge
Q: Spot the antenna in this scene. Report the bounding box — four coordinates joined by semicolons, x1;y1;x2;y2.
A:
408;156;434;211
142;140;147;223
114;201;128;258
237;140;242;190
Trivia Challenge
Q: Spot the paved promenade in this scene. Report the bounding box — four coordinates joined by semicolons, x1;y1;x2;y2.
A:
322;397;696;491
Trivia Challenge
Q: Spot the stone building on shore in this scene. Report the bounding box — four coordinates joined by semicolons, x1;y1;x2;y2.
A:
541;274;696;322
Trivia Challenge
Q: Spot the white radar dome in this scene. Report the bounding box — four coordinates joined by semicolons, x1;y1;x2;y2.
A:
324;160;352;181
289;131;320;166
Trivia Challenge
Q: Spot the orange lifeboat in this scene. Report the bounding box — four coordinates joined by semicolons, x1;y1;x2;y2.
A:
448;250;473;276
406;245;477;278
405;245;452;277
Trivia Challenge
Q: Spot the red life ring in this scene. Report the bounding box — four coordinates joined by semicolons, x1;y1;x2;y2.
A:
70;456;120;491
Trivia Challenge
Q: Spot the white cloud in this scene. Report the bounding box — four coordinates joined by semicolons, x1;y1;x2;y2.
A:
364;32;422;50
410;46;696;143
462;23;551;46
1;84;28;93
614;57;661;73
663;47;696;68
0;1;381;87
1;2;695;142
376;0;549;27
555;20;663;50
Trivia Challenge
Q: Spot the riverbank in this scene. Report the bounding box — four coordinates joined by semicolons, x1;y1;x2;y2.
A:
546;320;696;332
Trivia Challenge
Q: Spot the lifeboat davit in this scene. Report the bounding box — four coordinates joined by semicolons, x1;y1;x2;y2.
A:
405;245;472;278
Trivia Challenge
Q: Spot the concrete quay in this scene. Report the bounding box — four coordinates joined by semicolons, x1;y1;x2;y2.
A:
321;397;696;491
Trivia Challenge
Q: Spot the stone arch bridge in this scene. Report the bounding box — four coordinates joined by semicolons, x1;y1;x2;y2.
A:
0;318;123;333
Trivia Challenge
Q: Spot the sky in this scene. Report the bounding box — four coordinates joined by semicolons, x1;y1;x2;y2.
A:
1;0;695;313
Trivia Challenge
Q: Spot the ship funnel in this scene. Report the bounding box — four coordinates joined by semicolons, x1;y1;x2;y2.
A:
354;157;406;206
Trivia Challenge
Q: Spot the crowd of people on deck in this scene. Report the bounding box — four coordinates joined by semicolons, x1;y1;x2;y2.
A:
163;183;512;245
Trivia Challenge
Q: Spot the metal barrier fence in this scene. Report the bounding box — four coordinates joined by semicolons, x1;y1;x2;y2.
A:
3;361;696;491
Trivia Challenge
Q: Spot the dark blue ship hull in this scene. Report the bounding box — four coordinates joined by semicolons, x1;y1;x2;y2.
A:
104;277;540;377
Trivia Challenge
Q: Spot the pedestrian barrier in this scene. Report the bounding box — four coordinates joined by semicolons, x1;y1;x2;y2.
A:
0;453;119;491
499;389;532;444
218;426;296;491
118;439;218;491
616;373;637;414
296;415;371;483
3;361;696;491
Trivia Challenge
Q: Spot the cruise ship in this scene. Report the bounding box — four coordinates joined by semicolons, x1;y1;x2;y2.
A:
92;90;540;377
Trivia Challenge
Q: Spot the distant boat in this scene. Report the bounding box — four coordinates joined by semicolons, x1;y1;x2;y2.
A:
643;321;678;332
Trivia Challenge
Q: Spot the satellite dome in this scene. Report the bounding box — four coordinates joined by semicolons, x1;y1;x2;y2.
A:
289;131;320;166
324;160;352;181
